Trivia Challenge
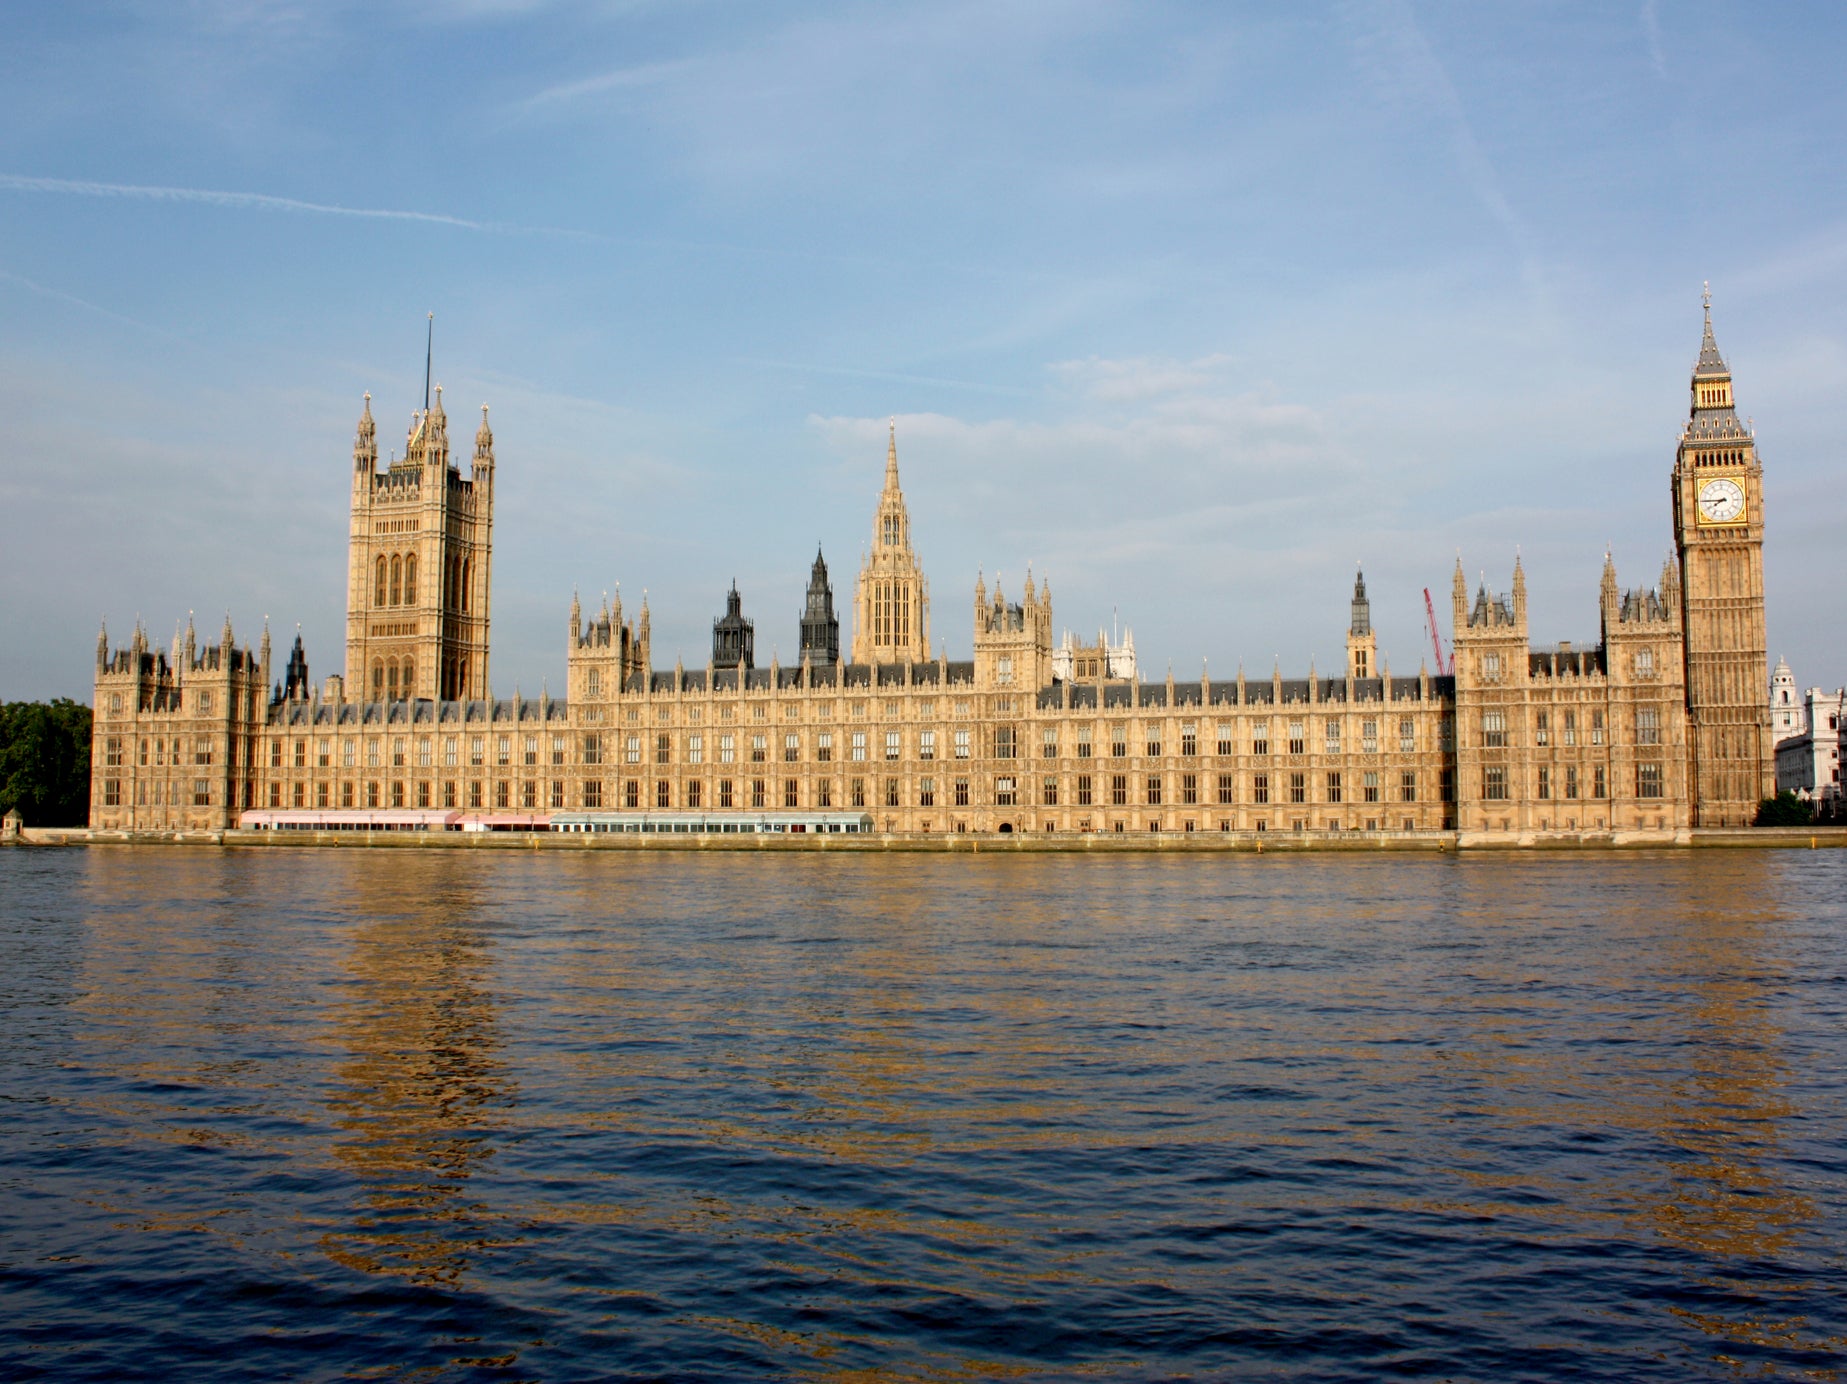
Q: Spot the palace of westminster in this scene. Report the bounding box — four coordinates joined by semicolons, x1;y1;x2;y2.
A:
86;300;1774;840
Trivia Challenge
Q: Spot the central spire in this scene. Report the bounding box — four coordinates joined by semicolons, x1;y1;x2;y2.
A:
852;418;930;663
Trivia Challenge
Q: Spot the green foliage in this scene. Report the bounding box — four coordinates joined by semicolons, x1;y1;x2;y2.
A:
0;700;92;827
1753;791;1814;827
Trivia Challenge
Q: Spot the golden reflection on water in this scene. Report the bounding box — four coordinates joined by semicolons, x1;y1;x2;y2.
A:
1435;853;1833;1363
319;860;514;1287
50;848;1844;1379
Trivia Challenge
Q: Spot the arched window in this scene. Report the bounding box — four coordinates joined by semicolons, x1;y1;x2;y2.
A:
372;659;384;697
389;556;402;606
404;552;417;604
376;557;388;607
457;656;467;694
461;560;471;612
387;658;399;699
401;656;414;698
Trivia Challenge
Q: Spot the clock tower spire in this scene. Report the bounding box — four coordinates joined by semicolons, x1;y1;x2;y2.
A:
1673;286;1771;825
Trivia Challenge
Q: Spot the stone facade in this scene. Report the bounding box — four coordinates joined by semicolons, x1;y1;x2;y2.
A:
87;304;1775;839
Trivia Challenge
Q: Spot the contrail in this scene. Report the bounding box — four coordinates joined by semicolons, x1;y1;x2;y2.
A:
0;173;590;238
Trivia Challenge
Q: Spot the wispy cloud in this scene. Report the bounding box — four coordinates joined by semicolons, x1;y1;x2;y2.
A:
0;173;595;239
1640;0;1668;80
1339;0;1547;310
517;58;699;113
0;267;181;340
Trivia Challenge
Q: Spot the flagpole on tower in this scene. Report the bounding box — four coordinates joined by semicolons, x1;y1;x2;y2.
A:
424;312;433;414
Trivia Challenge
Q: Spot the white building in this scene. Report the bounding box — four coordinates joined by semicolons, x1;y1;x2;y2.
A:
1772;679;1846;804
1770;657;1804;742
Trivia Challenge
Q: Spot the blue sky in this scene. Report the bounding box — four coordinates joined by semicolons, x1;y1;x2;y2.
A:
3;1;1844;701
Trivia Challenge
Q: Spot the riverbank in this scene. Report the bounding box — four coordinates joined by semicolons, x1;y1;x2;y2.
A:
10;825;1847;851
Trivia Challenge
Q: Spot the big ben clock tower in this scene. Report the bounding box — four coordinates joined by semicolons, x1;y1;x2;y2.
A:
1673;287;1772;825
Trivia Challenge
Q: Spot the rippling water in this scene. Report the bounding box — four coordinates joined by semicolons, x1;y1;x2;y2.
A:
2;847;1845;1380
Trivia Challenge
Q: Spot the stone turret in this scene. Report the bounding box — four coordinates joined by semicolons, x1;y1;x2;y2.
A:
798;547;840;668
1346;567;1377;679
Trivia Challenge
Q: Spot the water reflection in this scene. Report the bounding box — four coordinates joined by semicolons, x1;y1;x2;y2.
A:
321;861;514;1286
1435;853;1830;1362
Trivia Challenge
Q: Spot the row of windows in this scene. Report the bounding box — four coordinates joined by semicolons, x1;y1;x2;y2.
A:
1483;708;1663;748
250;770;1433;814
252;719;1443;772
107;736;214;767
100;779;212;807
1481;764;1663;800
371;552;476;612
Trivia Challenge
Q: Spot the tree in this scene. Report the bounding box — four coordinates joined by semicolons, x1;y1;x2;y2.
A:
0;700;93;827
1753;791;1814;827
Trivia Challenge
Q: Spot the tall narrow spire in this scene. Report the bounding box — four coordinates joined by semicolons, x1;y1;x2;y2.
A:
885;417;900;490
424;312;434;414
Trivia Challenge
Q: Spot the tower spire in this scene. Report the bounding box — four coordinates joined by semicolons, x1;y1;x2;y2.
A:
424;312;433;415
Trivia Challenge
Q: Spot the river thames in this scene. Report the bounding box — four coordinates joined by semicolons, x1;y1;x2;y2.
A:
1;848;1843;1380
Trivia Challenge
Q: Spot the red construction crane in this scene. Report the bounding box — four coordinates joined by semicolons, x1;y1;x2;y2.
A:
1423;587;1452;676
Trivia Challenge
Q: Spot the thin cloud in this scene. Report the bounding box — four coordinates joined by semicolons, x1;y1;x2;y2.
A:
0;173;597;240
517;58;699;113
0;268;182;341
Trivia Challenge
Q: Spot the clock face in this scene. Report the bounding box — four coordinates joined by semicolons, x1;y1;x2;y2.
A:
1697;476;1746;525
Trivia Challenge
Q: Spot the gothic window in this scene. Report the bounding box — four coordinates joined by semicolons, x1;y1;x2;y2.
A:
1535;712;1549;746
1484;766;1508;800
657;733;672;764
1361;720;1377;754
1326;772;1341;803
1145;775;1161;805
1482;711;1507;748
1252;722;1270;755
1288;721;1305;755
1635;648;1654;677
851;732;867;762
387;659;399;699
461;560;471;612
1111;774;1128;806
1401;772;1417;802
786;734;801;762
1076;774;1093;806
995;727;1015;759
1324;721;1340;754
918;777;935;807
1538;767;1551;800
1218;774;1236;804
954;729;970;760
996;776;1017;807
404;553;417;604
657;780;671;808
1288;772;1306;803
686;734;703;765
1181;724;1197;757
1636;708;1661;746
1363;771;1379;803
402;657;414;697
376;557;388;607
1638;764;1663;798
685;781;701;808
1399;718;1415;753
390;555;402;606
